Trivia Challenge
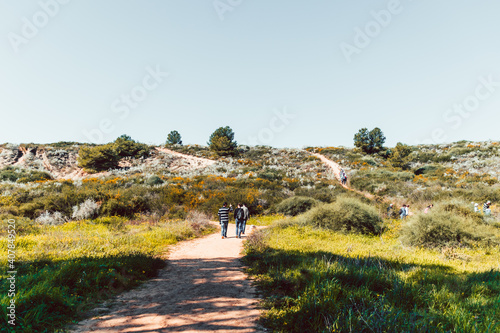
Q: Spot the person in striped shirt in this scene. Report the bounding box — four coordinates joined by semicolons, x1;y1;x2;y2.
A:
218;202;233;239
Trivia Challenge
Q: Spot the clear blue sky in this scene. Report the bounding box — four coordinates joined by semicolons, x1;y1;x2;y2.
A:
1;1;499;148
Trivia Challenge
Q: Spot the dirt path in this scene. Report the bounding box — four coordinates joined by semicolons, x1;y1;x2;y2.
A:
311;152;375;200
71;223;264;333
156;147;216;169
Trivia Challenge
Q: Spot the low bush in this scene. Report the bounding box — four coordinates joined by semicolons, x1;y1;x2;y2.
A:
100;195;149;217
414;164;441;176
146;175;164;186
298;197;383;235
72;199;101;220
274;196;319;216
0;166;53;183
77;144;119;173
350;169;414;196
35;211;67;225
436;199;485;224
401;207;498;248
294;186;347;203
185;210;211;232
258;168;285;182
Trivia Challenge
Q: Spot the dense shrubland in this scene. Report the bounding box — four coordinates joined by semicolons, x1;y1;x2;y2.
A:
242;141;500;332
244;193;499;332
308;141;500;215
1;139;500;332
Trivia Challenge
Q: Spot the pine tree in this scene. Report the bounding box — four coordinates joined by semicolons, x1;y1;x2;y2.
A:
354;127;386;154
208;126;237;156
166;130;183;145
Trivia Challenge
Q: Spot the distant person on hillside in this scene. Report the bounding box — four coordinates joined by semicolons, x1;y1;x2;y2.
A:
387;203;394;217
399;204;406;219
340;169;347;185
474;203;480;213
241;203;250;235
234;203;245;239
483;201;492;215
218;202;233;239
424;204;433;214
405;205;410;218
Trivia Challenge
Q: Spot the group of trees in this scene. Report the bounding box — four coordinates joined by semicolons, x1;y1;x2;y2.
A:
167;127;238;156
79;126;413;173
353;127;412;169
78;135;151;173
79;127;239;172
166;127;237;156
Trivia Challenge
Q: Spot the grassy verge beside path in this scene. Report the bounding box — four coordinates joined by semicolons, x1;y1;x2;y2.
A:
243;221;500;332
0;218;214;333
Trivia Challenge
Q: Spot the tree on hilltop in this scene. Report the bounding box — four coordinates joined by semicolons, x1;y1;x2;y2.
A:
166;130;183;145
208;126;237;156
114;135;150;159
354;127;386;155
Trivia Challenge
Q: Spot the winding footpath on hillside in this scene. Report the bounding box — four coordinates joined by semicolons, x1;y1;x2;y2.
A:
71;223;264;333
156;147;216;169
311;152;375;200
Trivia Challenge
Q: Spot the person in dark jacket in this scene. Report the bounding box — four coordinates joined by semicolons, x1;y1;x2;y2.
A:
399;204;406;219
234;203;244;239
241;203;250;235
387;203;394;217
218;202;232;239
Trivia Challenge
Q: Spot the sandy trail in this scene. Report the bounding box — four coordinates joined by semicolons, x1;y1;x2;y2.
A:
72;223;264;333
311;152;375;200
156;147;216;169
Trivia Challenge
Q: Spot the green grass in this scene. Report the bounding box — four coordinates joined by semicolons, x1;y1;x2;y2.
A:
243;222;500;332
246;214;286;226
0;218;214;332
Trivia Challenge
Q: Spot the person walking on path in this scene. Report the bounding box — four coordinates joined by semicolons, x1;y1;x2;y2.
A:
399;204;406;220
234;204;245;239
483;201;492;215
387;203;394;218
474;203;480;213
241;203;250;235
405;204;410;218
340;169;347;185
218;202;233;239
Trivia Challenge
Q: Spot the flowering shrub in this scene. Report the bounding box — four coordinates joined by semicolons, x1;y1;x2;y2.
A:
35;211;67;225
72;198;101;220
